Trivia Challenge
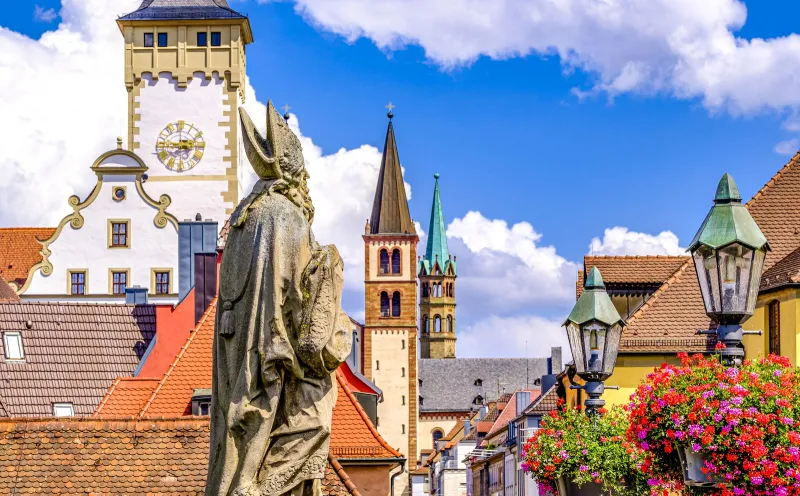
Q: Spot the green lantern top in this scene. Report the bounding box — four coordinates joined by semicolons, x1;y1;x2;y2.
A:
688;173;770;251
564;267;625;327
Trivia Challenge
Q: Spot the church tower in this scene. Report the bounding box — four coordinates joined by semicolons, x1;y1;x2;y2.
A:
363;110;418;494
418;174;457;359
117;0;253;226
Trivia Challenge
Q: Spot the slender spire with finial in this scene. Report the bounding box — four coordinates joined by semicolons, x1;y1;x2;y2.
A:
386;101;395;120
282;104;291;123
424;173;454;274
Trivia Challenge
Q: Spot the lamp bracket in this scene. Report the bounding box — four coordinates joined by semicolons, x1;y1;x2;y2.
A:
743;330;763;336
696;329;717;335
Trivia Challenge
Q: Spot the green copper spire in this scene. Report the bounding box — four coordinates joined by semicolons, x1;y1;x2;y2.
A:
420;173;456;275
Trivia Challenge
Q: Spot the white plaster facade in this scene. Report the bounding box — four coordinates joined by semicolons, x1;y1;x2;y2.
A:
134;72;239;224
419;417;459;454
372;329;412;453
21;150;179;304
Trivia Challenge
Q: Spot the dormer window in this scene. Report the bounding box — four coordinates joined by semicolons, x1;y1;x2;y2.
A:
473;395;484;405
53;403;74;417
474;379;483;387
192;388;212;416
3;332;24;360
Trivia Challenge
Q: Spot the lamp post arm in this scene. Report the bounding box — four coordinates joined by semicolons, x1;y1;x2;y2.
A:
743;330;763;336
696;329;717;335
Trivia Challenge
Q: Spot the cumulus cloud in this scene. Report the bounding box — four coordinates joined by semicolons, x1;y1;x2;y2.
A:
774;138;799;156
457;314;571;361
34;5;58;23
287;0;800;115
588;226;684;256
447;211;579;316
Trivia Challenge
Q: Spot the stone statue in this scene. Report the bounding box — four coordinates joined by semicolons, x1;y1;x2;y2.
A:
206;101;352;496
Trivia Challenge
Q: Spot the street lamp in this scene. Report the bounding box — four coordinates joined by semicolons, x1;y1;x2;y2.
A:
689;173;770;366
563;267;625;415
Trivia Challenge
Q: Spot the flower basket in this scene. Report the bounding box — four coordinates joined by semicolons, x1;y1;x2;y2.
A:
522;406;649;496
675;446;726;488
628;353;800;494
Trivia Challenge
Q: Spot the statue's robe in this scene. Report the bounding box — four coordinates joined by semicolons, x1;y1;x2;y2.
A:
207;182;351;496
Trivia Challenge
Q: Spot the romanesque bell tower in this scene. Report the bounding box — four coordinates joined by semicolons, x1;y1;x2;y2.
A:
117;0;253;226
418;174;457;359
363;110;418;495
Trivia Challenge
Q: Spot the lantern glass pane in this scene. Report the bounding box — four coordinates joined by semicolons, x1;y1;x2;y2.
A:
566;322;586;375
583;322;607;374
718;244;752;314
602;322;623;377
747;248;767;314
693;245;720;314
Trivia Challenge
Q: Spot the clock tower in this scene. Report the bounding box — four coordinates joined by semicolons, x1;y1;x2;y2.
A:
117;0;253;225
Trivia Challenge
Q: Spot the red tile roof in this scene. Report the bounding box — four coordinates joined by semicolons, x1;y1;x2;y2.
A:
0;301;155;416
485;389;538;440
94;377;159;416
0;416;359;495
578;256;688;297
0;227;54;287
523;385;559;416
98;298;402;460
0;277;19;302
760;247;800;292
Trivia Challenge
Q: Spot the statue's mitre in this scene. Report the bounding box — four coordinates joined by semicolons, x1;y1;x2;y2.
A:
239;101;297;181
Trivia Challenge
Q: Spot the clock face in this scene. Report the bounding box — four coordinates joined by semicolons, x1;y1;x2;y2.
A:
155;120;205;172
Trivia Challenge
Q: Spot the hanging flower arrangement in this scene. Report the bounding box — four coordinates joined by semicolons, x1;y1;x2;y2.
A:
627;352;800;495
521;404;652;495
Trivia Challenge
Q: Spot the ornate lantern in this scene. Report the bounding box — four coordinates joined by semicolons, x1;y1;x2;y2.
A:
689;173;770;364
564;267;625;414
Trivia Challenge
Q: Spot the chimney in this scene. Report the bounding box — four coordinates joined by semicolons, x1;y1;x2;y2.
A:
463;420;471;436
515;391;531;416
194;252;218;324
178;219;219;300
549;346;563;374
125;286;148;305
478;405;487;420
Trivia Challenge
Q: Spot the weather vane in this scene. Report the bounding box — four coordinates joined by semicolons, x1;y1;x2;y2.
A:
282;104;291;123
386;101;395;120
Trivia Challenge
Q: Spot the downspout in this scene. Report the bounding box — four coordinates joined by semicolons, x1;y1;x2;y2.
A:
390;459;406;496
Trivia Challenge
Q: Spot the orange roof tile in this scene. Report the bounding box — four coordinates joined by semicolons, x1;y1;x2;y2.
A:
486;389;538;439
621;259;716;353
0;416;359;495
0;227;54;286
102;297;401;460
0;277;19;302
578;256;688;297
761;247;800;292
94;377;159;417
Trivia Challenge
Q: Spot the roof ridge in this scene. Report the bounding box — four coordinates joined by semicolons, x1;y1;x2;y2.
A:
624;258;692;329
328;455;362;496
334;369;403;458
746;150;800;209
584;255;689;260
0;416;209;426
93;378;122;416
138;298;218;418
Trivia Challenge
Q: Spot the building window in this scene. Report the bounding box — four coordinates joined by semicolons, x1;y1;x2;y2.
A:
197;32;208;46
3;332;24;360
474;379;483;387
473;395;484;405
112;271;128;295
144;32;154;47
419;396;424;406
435;315;441;333
391;249;401;274
158;32;168;47
192;389;212;416
401;367;405;377
432;429;444;445
53;403;74;417
69;271;86;295
768;300;781;355
447;315;453;333
380;291;390;317
375;360;380;371
422;316;429;334
401;395;406;405
401;424;405;434
392;291;401;317
211;31;221;46
401;339;405;349
110;221;129;247
379;249;389;274
112;186;126;201
155;271;170;295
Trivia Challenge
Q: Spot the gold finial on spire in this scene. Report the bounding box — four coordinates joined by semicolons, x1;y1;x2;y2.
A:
385;101;395;120
116;137;123;150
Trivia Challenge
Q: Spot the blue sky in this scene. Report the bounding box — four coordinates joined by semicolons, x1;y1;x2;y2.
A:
4;0;800;357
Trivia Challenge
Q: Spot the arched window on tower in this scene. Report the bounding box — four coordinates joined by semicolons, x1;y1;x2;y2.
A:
380;291;389;317
769;300;781;355
435;315;441;333
392;291;401;317
422;283;429;298
391;249;401;274
379;249;389;274
447;315;453;333
432;429;444;446
422;316;429;334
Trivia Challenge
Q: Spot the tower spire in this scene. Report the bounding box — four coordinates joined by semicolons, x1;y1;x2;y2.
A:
368;113;415;235
425;173;451;272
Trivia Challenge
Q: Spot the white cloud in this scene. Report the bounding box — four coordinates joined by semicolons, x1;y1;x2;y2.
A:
588;226;684;256
34;5;58;23
774;138;799;156
457;314;571;361
446;211;579;315
288;0;800;115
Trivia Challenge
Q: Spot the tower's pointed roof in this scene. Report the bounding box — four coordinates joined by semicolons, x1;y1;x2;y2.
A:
420;174;456;275
119;0;246;21
369;119;415;236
